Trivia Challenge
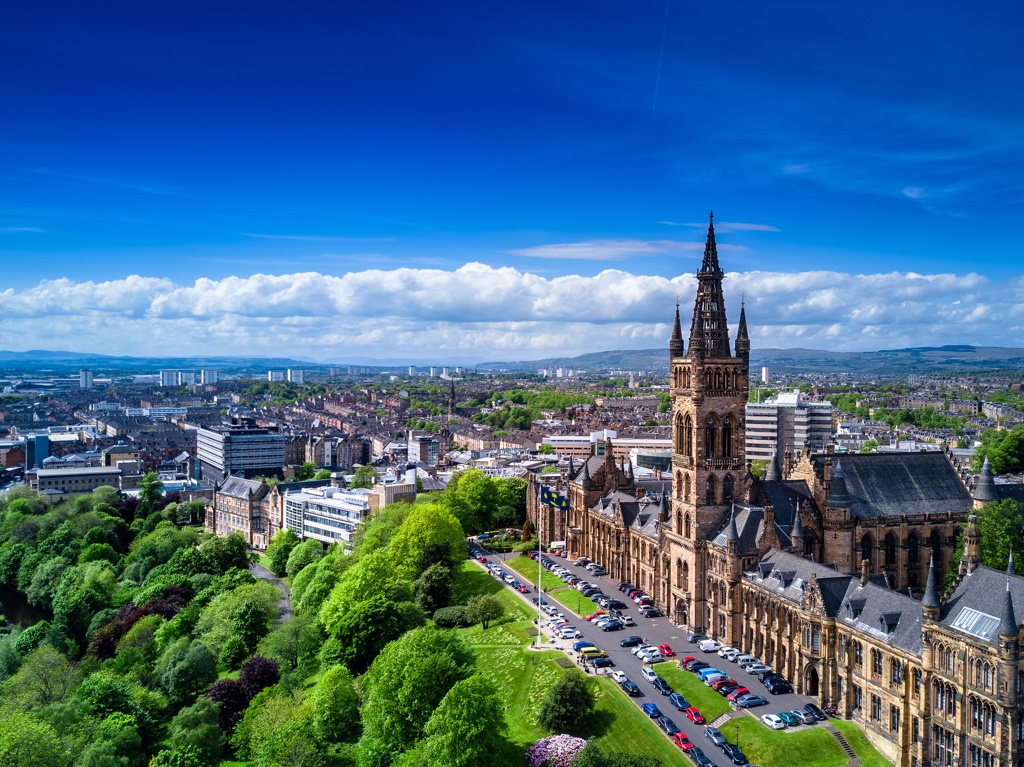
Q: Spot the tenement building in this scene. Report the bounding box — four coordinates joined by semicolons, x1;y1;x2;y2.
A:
529;212;1023;766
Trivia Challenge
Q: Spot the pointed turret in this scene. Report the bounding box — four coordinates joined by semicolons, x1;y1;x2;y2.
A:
765;452;781;482
567;455;575;477
724;504;740;543
581;459;591;484
999;580;1018;637
669;302;685;358
735;298;750;358
825;461;853;508
627;461;635;482
688;211;732;359
659;492;670;522
974;456;998;503
922;554;940;610
791;502;804;551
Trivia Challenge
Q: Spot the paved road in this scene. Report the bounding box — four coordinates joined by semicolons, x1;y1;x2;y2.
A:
474;545;827;764
251;562;293;626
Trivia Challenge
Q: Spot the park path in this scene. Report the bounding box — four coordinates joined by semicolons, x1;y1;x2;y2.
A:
250;561;293;626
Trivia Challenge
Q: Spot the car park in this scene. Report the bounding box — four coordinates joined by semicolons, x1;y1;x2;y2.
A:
759;671;782;683
516;584;530;593
477;556;488;563
673;733;694;751
777;711;800;727
653;677;673;695
575;557;591;566
721;743;747;765
668;692;689;711
685;707;705;724
687;661;710;673
640;703;663;718
591;567;608;576
760;714;785;730
735;693;767;708
601;620;623;632
710;676;735;691
586;611;606;621
580;647;607;659
657;715;680;736
620;680;640;696
717;684;738;698
620;635;644;647
558;627;582;639
633;643;655;657
699;639;722;653
697;667;724;682
716;645;736;658
703;727;726;748
640;667;660;683
641;651;666;664
734;654;755;667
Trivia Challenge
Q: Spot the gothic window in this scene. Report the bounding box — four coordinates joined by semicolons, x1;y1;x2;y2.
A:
721;418;733;458
682;561;689;590
705;419;717;458
803;531;816;557
872;649;883;676
812;629;820;653
931;528;943;560
684;473;691;500
684;514;691;538
908;531;919;563
723;474;734;502
683;415;693;456
705;475;716;504
885;532;898;566
675;559;683;589
861;533;874;564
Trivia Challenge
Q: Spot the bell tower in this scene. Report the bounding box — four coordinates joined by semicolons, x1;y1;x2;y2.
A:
666;212;750;634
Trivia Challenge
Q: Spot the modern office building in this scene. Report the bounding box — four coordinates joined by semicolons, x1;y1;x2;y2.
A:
283;486;371;549
196;418;286;482
745;388;833;461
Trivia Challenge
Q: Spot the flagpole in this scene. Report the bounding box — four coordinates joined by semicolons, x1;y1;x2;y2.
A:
536;480;544;648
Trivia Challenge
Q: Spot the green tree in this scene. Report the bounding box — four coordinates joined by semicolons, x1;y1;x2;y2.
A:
440;469;498;533
162;641;218;703
858;439;882;454
312;664;360;742
538;668;595;733
413;562;452;614
151;746;206;767
168;697;225;766
748;459;768;479
331;594;425;674
285;539;323;578
466;594;503;630
974;425;1024;474
312;470;332;480
358;627;475;767
412;675;509;767
320;550;408;635
570;743;662;767
266;529;300;578
294;461;318;481
234;598;272;653
350;466;381;489
258;611;324;676
538;443;555;455
0;711;67;766
2;644;76;708
388;503;465;580
137;472;164;520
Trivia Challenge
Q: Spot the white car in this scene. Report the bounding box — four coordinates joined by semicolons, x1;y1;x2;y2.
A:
632;644;655;657
747;664;773;675
718;646;738;658
558;627;582;639
621;615;636;626
611;670;628;683
761;714;786;730
722;648;742;661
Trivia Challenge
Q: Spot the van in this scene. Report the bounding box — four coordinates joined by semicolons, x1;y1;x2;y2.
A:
735;654;756;667
641;667;660;683
697;667;725;682
580;646;607;659
704;673;727;687
699;638;723;653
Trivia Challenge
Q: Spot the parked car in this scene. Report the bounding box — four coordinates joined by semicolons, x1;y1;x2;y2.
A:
777;711;800;727
760;713;786;730
672;733;694;751
710;677;736;691
765;679;793;695
591;567;608;576
638;606;663;617
746;664;772;675
687;632;706;643
657;715;681;736
640;667;660;683
735;693;768;708
640;703;662;718
611;670;628;683
717;646;737;658
575;557;591;566
721;743;747;765
687;661;710;674
703;727;726;748
790;708;816;725
726;687;750;702
697;667;725;682
600;620;623;632
686;746;713;766
592;657;614;668
621;615;636;626
758;671;782;683
620;635;644;647
633;644;656;657
804;703;827;721
685;707;705;724
668;692;689;711
653;677;673;695
659;643;676;657
572;641;595;651
619;680;640;696
699;639;722;653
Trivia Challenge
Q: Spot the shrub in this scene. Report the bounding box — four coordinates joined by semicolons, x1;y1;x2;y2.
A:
432;605;471;628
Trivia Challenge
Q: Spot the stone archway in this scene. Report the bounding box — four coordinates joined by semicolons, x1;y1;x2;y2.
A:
675;598;688;628
805;665;820;697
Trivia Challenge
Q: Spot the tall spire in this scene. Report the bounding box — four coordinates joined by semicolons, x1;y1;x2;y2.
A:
724;504;739;543
735;297;750;357
669;301;685;358
999;579;1017;637
689;211;732;358
922;554;940;608
765;451;781;482
825;461;853;508
974;456;998;502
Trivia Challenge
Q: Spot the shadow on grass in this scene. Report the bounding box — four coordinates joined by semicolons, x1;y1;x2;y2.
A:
574;708;617;740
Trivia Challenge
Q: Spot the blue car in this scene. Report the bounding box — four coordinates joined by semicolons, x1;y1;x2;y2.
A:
640;703;663;718
573;641;596;651
668;692;689;711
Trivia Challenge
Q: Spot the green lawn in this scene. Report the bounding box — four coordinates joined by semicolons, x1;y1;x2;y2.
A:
503;554;566;592
563;591;602;617
832;720;894;767
728;717;848;767
654;664;731;720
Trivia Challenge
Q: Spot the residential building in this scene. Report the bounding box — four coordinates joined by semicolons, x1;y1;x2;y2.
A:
79;369;93;389
268;370;285;382
160;370;178;387
745;388;833;461
31;465;120;498
287;369;304;384
177;371;196;386
200;369;220;385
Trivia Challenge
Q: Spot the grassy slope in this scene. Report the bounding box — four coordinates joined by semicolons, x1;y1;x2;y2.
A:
503;554;566;592
832;720;894;767
730;717;847;767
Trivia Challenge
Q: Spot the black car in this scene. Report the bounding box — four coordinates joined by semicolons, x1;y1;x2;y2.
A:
592;656;614;668
653;677;673;695
620;635;645;647
687;632;706;643
765;679;793;695
639;606;664;618
605;599;627;609
618;581;634;592
758;671;780;683
601;620;623;631
668;692;689;711
721;744;747;765
804;703;827;721
619;680;641;696
657;715;680;736
687;746;712;766
687;661;710;673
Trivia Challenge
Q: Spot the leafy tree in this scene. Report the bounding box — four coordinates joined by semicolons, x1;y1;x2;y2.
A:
331;594;425;674
258;610;324;676
748;459;768;479
431;605;471;628
350;466;380;489
949;500;1024;588
162;641;218;703
252;720;327;767
974;425;1024;474
571;743;663;767
219;635;251;670
168;696;225;766
413;562;452;614
266;529;300;577
466;594;503;630
440;470;498;533
0;711;67;766
234;597;272;653
238;655;281;700
285;539;323;578
417;675;508;767
205;678;247;733
137;472;164;520
25;556;69;608
150;746;207;767
319;550;408;635
2;644;76;708
858;439;882;454
12;620;49;656
538;668;595;733
313;470;332;480
295;461;318;481
388;503;465;580
312;664;360;742
538;443;555;455
198;531;252;574
357;626;475;767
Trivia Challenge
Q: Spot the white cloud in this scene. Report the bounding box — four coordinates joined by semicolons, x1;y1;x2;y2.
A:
0;267;1019;360
659;221;781;233
506;239;707;260
902;186;927;199
0;226;45;233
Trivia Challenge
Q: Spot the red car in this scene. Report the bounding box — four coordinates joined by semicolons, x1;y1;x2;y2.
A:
727;687;750;702
477;556;488;563
711;677;737;691
681;655;696;666
515;584;531;593
685;707;705;724
672;733;694;751
585;611;607;621
659;643;675;657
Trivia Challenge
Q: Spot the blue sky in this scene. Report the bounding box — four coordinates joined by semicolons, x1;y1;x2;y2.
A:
1;1;1022;361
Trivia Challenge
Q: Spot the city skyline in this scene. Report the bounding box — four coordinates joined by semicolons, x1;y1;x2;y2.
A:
2;1;1022;360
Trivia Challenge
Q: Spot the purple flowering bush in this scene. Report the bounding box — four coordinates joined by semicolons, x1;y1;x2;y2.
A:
526;734;587;767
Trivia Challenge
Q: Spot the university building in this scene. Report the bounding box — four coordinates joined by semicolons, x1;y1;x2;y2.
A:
528;214;1024;766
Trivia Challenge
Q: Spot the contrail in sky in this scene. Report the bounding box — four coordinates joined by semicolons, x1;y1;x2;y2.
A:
653;0;671;111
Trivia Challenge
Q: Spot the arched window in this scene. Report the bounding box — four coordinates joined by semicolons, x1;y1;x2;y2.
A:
723;474;734;501
885;532;898;566
684;514;692;538
721;418;733;458
675;559;683;589
705;419;717;458
931;528;943;559
861;533;874;564
684;473;691;500
675;414;686;453
803;530;816;558
705;475;716;504
683;415;693;456
908;531;919;563
682;561;689;590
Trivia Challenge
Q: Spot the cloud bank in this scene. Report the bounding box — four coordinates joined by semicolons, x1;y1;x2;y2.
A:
0;266;1020;361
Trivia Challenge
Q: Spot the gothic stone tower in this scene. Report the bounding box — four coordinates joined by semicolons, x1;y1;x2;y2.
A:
666;213;750;633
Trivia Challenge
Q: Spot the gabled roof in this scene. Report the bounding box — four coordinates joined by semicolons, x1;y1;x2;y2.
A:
218;476;268;499
940;566;1024;645
838;575;922;655
812;452;971;519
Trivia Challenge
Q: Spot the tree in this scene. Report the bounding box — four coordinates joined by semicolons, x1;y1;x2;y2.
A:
238;655;281;700
0;711;67;766
137;472;164;520
258;610;324;676
388;503;465;580
312;664;360;742
858;439;882;454
295;461;318;481
234;598;272;653
313;469;332;480
418;675;509;767
441;469;498;532
205;678;248;733
466;594;503;630
350;465;380;489
538;443;555;455
162;641;218;703
168;696;225;765
320;549;408;635
266;529;300;578
974;425;1024;474
331;594;425;674
285;539;323;578
538;669;595;733
357;626;475;767
414;562;452;614
3;644;76;708
151;746;207;767
570;743;663;767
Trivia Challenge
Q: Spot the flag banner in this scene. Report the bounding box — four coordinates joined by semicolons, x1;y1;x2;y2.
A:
541;486;569;509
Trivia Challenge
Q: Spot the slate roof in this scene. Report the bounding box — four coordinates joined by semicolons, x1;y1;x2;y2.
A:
218;476;267;498
573;455;606;483
711;503;791;551
589;491;662;541
812;452;971;519
758;480;819;527
744;549;845;609
940;565;1024;646
837;574;923;655
993;482;1024;506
